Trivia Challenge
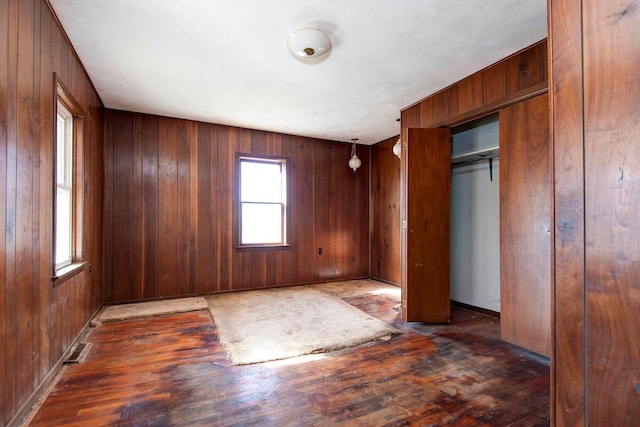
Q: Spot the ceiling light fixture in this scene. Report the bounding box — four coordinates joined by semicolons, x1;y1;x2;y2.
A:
287;28;332;64
349;139;362;172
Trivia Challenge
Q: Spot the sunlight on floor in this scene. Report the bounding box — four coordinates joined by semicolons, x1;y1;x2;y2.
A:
371;286;401;299
263;353;327;368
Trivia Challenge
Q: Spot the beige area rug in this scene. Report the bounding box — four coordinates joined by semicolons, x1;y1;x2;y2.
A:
91;297;208;326
206;285;400;365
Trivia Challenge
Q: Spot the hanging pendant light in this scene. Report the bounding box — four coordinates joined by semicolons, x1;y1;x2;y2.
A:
392;118;402;158
349;139;362;172
392;138;402;158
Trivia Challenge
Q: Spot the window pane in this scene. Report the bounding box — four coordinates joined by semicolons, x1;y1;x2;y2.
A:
241;161;282;203
241;203;282;244
55;187;72;266
57;113;66;183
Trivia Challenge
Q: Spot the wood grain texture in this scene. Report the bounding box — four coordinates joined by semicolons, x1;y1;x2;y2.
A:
103;112;370;302
402;128;451;323
453;76;477;115
27;295;550;426
404;39;548;129
482;62;507;105
549;1;640;424
499;94;551;357
548;0;586;423
0;1;104;425
370;136;401;285
398;105;421;321
515;40;548;92
582;1;640;423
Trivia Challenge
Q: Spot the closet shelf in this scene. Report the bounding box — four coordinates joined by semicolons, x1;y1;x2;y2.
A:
451;147;499;167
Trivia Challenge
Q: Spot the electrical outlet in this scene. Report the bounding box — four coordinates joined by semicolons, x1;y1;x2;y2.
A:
88;264;93;277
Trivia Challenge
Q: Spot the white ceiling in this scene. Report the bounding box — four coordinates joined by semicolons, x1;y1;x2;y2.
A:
49;1;547;145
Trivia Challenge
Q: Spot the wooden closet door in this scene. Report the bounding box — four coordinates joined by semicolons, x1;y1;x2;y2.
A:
401;128;451;322
499;93;551;356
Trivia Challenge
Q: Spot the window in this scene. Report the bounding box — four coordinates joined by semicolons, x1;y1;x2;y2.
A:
55;100;74;268
238;156;288;246
53;75;85;281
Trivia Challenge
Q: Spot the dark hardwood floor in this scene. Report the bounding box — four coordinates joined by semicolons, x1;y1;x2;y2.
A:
26;293;550;426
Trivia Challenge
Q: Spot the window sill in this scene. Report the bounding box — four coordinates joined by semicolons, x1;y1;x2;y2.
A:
51;261;87;287
235;244;291;252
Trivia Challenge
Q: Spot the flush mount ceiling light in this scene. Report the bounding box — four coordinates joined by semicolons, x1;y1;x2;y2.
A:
287;28;332;64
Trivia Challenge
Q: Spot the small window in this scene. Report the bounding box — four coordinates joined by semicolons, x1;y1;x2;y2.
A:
55;100;74;269
53;75;85;281
238;156;288;246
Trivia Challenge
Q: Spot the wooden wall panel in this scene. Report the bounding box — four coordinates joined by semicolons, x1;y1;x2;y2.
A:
290;135;316;284
2;2;17;417
111;111;134;302
142;115;159;298
370;136;401;284
3;1;19;418
550;0;640;424
103;112;370;302
432;90;451;123
196;123;213;293
400;104;421;144
16;0;36;401
515;40;548;92
582;1;640;423
482;62;507;105
157;117;179;296
131;114;143;299
548;0;585;423
418;97;435;131
1;1;104;425
404;39;548;129
453;76;476;115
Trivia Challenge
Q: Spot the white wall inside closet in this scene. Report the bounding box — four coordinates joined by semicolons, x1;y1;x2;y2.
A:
450;114;500;312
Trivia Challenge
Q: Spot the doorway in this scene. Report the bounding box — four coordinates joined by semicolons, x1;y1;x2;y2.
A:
450;113;500;313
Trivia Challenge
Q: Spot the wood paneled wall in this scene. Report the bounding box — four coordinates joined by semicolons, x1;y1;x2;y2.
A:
400;39;548;133
370;136;401;285
548;0;585;422
550;0;640;424
0;1;104;425
369;40;550;294
103;110;370;302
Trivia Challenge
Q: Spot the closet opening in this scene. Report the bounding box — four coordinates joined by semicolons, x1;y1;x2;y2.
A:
450;113;500;317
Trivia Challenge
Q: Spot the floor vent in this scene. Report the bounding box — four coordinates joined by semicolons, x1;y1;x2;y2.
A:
63;342;91;364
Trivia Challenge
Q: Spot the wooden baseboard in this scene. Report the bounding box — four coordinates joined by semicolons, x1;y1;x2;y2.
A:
451;300;500;319
8;307;100;427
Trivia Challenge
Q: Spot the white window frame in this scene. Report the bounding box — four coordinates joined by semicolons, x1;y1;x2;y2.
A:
237;155;288;247
55;100;74;269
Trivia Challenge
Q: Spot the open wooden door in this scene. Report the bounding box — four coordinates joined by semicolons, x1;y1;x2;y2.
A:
401;128;451;322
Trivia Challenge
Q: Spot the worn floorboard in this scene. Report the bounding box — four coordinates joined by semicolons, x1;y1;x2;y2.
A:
26;293;549;426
